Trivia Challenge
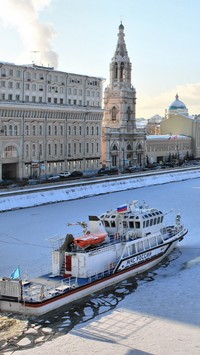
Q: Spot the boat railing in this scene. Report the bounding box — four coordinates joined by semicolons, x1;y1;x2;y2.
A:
22;277;76;302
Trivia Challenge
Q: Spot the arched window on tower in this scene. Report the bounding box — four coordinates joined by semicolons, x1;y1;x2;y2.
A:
112;144;118;151
114;63;118;79
127;106;131;120
111;106;117;121
120;62;124;81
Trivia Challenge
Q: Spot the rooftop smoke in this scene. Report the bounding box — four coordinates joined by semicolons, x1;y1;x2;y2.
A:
0;0;58;68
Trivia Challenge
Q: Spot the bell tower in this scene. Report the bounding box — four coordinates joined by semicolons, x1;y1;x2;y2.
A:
102;23;146;170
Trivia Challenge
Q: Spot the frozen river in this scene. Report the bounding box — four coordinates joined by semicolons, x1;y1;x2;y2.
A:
1;177;200;354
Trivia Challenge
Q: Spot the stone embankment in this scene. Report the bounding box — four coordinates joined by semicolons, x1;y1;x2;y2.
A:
1;167;200;212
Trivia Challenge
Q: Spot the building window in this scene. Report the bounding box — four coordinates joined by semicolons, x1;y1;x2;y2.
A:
39;125;43;135
8;94;12;100
39;144;42;157
1;81;5;88
4;145;18;158
25;83;30;90
8;82;13;89
25;95;29;102
48;125;51;135
60;98;63;104
25;125;29;135
68;88;71;94
86;126;89;135
32;96;36;102
54;98;57;104
60;144;63;155
86;142;89;153
79;126;82;135
16;70;21;78
25;144;29;158
48;97;51;103
16;95;20;101
68;99;71;105
74;99;77;105
39;97;42;103
32;143;36;157
32;84;36;91
3;125;7;136
32;125;36;136
79;143;82;154
48;144;51;155
111;106;117;121
96;126;99;135
96;142;99;153
60;125;64;135
9;125;13;136
68;126;71;135
74;143;76;155
14;125;18;136
54;126;57;135
68;143;71;156
74;126;76;135
54;144;57;156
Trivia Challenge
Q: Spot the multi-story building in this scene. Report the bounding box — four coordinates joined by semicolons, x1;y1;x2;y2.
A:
0;62;104;179
102;23;146;170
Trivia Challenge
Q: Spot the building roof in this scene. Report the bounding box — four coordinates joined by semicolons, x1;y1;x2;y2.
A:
169;94;187;110
147;134;191;140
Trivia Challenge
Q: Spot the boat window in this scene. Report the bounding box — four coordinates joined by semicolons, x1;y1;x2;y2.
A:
135;216;139;219
123;221;128;228
104;220;110;227
144;239;150;250
129;216;134;219
111;215;115;218
111;221;116;227
150;237;157;247
131;244;136;255
129;221;134;228
150;219;153;226
154;218;157;225
137;241;144;252
161;216;164;223
135;221;140;228
157;234;163;245
146;220;149;227
157;217;160;224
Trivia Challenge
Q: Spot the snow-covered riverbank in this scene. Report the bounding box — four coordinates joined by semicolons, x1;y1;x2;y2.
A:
1;167;200;212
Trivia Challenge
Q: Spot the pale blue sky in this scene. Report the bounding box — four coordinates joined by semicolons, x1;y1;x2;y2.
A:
1;0;200;118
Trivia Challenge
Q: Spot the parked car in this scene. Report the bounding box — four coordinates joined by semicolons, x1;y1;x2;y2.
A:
46;174;60;181
0;179;13;188
59;171;71;178
71;171;83;178
98;167;119;175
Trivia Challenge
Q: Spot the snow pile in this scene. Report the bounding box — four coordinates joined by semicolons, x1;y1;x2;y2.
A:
0;168;200;212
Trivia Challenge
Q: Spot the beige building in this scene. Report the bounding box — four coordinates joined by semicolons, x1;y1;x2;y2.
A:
102;23;146;170
0;62;104;180
160;94;200;159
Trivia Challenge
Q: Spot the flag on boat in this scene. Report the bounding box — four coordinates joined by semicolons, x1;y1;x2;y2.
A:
117;204;128;213
10;266;21;279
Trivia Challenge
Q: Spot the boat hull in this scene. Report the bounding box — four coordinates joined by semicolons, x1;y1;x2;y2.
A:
0;234;185;316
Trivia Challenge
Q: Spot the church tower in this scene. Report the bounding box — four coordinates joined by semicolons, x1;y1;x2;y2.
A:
102;23;146;169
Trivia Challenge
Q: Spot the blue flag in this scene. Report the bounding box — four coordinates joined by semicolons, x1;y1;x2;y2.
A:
10;266;21;279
